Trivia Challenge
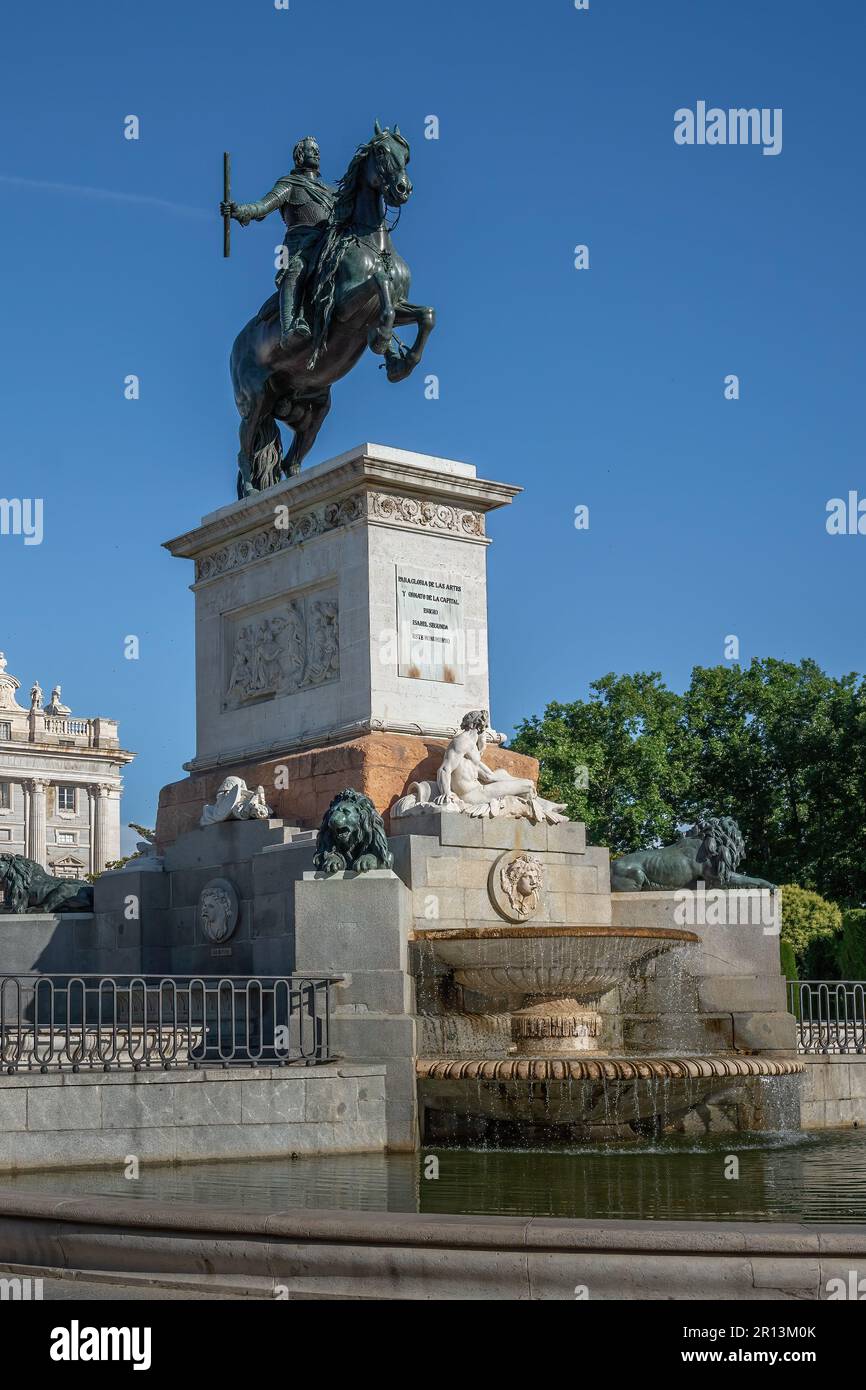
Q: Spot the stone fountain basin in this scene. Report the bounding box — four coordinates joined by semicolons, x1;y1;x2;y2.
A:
412;926;699;1002
416;1056;804;1143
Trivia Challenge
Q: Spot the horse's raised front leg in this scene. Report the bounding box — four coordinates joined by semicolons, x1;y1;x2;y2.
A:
384;302;436;382
367;269;396;355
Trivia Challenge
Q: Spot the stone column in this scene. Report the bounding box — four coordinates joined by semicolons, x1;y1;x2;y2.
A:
93;784;113;873
22;781;30;860
26;778;48;867
87;785;97;874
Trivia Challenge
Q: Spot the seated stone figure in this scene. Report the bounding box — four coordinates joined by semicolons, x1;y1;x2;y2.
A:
610;815;775;892
393;709;568;824
0;854;94;914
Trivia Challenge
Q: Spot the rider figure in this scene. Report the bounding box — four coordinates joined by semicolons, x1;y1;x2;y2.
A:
221;136;336;347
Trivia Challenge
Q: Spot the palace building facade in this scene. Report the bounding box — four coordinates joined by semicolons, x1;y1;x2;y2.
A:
0;649;135;879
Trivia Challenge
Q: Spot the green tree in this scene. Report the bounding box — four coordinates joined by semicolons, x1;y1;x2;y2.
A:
512;672;696;853
837;909;866;979
778;884;842;964
683;659;864;900
514;658;866;902
779;940;799;985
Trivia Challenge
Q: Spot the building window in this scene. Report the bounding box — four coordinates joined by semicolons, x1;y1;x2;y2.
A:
56;831;77;845
0;828;10;842
0;783;11;810
0;722;11;740
57;786;77;813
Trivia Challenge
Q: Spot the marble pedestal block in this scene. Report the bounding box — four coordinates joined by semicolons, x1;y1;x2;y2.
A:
294;869;417;1151
163;443;519;775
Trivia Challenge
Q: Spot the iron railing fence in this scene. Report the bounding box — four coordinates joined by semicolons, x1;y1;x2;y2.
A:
0;974;340;1072
787;979;866;1054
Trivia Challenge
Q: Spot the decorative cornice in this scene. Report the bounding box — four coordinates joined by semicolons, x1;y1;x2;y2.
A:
195;496;362;582
0;751;133;773
193;490;487;581
165;445;519;568
366;491;484;537
417;1056;805;1082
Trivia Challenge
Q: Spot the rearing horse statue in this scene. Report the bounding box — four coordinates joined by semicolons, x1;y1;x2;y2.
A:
228;123;435;497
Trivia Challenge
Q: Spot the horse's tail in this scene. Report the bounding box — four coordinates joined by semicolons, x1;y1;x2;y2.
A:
248;416;284;492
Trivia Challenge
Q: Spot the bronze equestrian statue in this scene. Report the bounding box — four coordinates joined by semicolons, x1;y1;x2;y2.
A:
222;123;436;498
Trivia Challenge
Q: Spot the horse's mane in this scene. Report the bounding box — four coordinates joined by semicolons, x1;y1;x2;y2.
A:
308;131;408;367
330;141;377;230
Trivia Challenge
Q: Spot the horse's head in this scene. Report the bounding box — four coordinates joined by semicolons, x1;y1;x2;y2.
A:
367;120;412;208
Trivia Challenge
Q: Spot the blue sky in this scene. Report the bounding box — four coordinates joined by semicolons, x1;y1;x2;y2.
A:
1;0;864;846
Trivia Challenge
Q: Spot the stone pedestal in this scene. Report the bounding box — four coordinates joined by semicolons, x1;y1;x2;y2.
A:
294;869;417;1151
92;817;318;977
164;442;519;765
612;890;797;1054
155;729;538;847
157;443;527;845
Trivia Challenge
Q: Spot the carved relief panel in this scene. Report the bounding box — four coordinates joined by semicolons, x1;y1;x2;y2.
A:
223;586;339;707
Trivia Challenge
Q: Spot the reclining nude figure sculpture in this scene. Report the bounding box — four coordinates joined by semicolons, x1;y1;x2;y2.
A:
393;710;568;824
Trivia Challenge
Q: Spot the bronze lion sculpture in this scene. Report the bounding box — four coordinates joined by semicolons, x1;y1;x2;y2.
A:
0;853;94;914
313;788;394;874
609;815;775;892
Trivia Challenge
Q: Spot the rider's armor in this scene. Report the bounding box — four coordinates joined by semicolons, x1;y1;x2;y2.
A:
235;172;335;343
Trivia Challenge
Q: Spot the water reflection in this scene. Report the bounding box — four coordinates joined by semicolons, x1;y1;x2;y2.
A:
4;1130;866;1224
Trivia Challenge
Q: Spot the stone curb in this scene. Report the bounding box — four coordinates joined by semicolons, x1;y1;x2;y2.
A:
1;1191;865;1299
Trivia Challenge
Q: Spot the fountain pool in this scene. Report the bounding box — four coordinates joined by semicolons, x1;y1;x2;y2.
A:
4;1129;865;1224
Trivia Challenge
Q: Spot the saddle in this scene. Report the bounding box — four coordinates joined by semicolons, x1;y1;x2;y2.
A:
254;224;330;329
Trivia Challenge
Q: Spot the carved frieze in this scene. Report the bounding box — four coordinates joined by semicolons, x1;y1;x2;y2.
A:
225;589;339;706
196;491;484;581
197;497;363;582
366;492;485;538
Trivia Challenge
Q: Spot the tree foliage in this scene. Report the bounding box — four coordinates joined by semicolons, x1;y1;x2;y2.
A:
778;884;842;961
513;659;866;904
837;910;866;979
